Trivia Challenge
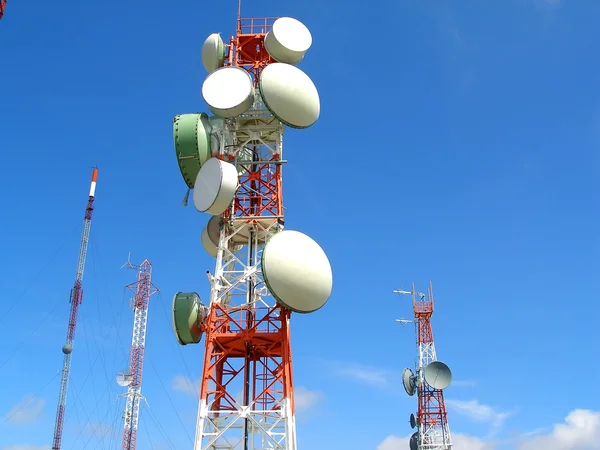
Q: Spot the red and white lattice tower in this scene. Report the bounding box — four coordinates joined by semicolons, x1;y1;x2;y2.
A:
52;168;98;450
119;259;159;450
171;4;332;450
0;0;6;20
396;283;453;450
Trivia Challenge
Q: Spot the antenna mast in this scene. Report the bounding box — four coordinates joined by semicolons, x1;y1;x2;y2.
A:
51;168;99;450
0;1;6;20
171;8;330;450
396;283;453;450
120;259;159;450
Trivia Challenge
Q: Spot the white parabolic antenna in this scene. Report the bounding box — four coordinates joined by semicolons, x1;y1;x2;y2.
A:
201;226;218;258
261;230;332;313
193;157;239;215
206;215;221;247
202;66;254;118
402;367;416;396
116;372;133;387
409;413;417;429
423;361;452;390
201;33;226;73
264;17;312;65
259;63;320;129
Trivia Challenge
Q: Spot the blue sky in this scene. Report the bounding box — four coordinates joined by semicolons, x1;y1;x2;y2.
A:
0;0;599;449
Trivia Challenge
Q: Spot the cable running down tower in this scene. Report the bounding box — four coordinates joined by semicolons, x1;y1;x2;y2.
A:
51;168;99;450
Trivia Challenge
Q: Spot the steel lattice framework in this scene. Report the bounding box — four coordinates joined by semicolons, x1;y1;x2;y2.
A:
194;16;298;450
0;0;6;20
121;260;159;450
52;168;98;450
405;283;453;450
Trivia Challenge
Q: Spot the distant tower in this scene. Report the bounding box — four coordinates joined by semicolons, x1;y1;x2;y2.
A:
52;168;98;450
171;3;332;450
119;259;159;450
0;0;6;20
396;283;453;450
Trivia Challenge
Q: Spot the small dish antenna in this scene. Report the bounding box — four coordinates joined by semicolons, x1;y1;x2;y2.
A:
409;431;419;450
116;372;133;387
402;367;416;396
423;361;452;390
409;413;417;429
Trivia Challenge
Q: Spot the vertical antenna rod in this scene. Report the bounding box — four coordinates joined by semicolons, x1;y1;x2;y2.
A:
51;168;99;450
120;259;159;450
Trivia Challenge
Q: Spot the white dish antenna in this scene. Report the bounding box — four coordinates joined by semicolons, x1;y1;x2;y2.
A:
409;413;417;429
423;361;452;390
202;66;254;118
201;33;226;73
402;367;416;396
261;230;332;313
409;432;419;450
259;63;320;129
201;226;218;257
264;17;312;65
192;157;239;215
116;372;133;387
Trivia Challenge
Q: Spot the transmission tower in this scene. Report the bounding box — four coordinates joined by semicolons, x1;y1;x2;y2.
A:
0;1;6;20
52;168;99;450
118;258;159;450
397;283;453;450
171;5;332;450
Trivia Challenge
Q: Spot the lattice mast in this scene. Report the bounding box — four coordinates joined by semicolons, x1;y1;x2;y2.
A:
0;1;6;20
120;259;159;450
51;168;99;450
413;283;452;449
195;15;296;450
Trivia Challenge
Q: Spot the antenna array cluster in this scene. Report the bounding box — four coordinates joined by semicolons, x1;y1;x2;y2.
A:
170;13;332;449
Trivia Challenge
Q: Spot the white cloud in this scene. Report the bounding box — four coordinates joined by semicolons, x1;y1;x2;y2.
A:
336;363;392;387
377;433;493;450
80;422;114;438
172;374;199;397
446;399;512;434
294;386;322;412
517;409;600;450
2;446;51;450
3;395;46;425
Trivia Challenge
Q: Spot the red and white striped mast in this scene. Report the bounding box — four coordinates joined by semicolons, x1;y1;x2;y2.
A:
396;283;453;450
119;259;159;450
52;168;98;450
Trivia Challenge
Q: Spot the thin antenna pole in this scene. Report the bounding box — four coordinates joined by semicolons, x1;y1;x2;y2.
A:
51;168;99;450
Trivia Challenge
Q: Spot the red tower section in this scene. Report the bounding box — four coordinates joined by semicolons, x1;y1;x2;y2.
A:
193;14;298;450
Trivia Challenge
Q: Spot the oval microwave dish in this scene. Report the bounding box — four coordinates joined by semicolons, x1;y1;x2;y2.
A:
264;17;312;65
202;66;254;118
193;157;239;215
173;113;213;188
259;63;320;129
261;230;332;313
201;33;226;73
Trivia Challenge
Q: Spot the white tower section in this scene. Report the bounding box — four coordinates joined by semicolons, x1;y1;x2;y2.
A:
120;259;159;450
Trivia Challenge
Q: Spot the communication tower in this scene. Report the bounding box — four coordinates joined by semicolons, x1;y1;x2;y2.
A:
0;0;6;20
171;3;332;450
118;258;159;450
396;283;453;450
52;168;99;450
